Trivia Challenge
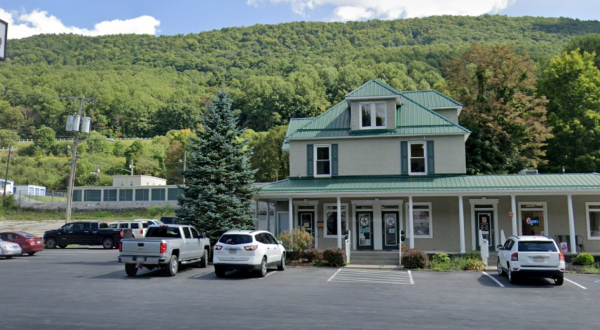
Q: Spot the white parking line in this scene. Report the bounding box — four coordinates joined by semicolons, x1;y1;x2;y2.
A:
327;268;343;282
565;278;587;290
192;271;213;278
259;271;277;279
482;271;505;288
408;270;414;284
329;268;413;285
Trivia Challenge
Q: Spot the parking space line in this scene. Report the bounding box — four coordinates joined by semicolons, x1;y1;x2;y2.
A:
329;268;413;285
408;270;414;284
192;271;214;278
565;278;587;290
327;268;343;282
481;271;505;288
259;271;277;279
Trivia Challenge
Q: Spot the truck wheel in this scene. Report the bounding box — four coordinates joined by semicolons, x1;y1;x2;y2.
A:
125;264;138;277
167;255;178;276
102;238;114;249
45;237;57;249
215;266;226;278
199;249;208;268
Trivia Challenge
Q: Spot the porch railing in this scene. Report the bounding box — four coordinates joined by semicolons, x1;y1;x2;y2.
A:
345;230;351;264
478;229;489;267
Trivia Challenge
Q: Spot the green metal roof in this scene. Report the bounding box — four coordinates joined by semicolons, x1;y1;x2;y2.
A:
257;174;600;195
345;79;401;98
395;97;469;133
299;100;350;130
282;118;312;151
400;90;462;109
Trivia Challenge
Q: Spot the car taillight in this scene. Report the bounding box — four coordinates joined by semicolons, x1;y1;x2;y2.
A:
511;252;518;261
244;245;258;251
26;238;34;244
120;230;124;238
160;243;166;254
214;245;223;250
140;229;143;235
559;253;565;262
118;243;122;252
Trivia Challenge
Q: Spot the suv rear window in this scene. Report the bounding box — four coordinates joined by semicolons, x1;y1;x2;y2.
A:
219;234;253;245
146;227;181;238
518;241;557;252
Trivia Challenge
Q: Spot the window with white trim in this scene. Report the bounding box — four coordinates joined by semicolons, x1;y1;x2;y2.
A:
323;203;348;238
314;145;331;177
360;102;386;129
407;202;433;238
586;203;600;240
409;142;426;175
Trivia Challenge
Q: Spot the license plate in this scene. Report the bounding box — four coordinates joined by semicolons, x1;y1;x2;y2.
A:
228;249;237;254
533;257;544;262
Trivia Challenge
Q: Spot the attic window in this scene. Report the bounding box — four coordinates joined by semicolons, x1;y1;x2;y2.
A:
360;102;386;129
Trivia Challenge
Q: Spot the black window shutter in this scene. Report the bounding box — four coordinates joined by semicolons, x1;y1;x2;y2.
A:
401;141;408;175
427;140;435;174
307;144;314;177
332;144;338;176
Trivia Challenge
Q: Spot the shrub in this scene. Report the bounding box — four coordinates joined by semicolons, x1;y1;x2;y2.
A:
1;195;17;210
430;253;451;271
305;248;323;262
277;228;313;259
581;262;600;274
464;258;486;271
432;253;450;264
402;249;429;269
573;253;595;266
323;248;347;267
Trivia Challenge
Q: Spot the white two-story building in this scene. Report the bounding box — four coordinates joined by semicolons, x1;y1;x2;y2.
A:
256;80;600;255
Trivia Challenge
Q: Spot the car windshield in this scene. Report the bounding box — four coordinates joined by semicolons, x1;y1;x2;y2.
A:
518;241;557;252
146;227;181;238
219;234;253;245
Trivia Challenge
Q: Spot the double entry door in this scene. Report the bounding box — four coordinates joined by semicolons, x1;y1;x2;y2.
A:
356;211;400;250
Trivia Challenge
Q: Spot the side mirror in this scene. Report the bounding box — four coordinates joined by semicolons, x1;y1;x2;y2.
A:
277;240;283;245
496;245;504;250
200;232;206;239
400;230;406;242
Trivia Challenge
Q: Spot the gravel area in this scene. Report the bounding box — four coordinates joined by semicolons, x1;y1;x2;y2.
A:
0;220;66;236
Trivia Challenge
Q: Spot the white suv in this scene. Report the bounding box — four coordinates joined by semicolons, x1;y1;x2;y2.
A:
497;236;565;285
213;230;286;278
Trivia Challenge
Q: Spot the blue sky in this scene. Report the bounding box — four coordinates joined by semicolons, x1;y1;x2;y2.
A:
1;0;600;39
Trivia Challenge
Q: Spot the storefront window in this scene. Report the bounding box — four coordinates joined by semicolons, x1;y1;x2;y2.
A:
409;203;432;238
587;203;600;240
519;203;546;236
324;204;347;238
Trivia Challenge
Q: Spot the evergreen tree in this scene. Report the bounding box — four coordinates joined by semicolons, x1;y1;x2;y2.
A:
176;91;257;242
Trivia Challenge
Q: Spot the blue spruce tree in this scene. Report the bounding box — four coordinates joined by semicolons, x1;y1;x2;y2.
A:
177;91;257;241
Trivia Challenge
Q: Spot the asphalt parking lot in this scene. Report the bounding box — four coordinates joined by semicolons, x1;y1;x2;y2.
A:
1;249;599;330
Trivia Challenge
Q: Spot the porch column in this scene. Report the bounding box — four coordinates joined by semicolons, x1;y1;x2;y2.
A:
567;194;577;254
288;197;293;234
458;195;466;253
266;200;271;232
337;196;342;248
511;195;518;236
408;196;414;249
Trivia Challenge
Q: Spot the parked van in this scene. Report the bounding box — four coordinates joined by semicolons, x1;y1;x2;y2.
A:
109;221;150;238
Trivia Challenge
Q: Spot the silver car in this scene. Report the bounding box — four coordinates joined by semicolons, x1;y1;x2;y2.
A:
1;238;23;258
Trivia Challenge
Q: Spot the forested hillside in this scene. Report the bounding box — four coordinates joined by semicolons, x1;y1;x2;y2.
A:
1;15;600;190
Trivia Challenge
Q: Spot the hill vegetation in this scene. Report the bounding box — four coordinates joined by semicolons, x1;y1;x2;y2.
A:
1;15;600;191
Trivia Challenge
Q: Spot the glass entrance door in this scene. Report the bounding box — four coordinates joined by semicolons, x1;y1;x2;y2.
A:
356;212;373;250
382;212;399;250
475;211;494;250
299;212;314;237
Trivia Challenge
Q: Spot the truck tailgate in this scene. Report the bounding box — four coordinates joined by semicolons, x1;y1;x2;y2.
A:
120;238;165;256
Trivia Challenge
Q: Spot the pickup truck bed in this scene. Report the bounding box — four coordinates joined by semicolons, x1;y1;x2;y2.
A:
118;224;210;277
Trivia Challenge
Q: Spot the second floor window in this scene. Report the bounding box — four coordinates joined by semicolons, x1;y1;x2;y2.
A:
315;145;331;176
361;102;386;129
409;142;426;175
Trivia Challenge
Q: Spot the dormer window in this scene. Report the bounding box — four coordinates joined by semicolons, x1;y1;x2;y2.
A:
360;102;386;129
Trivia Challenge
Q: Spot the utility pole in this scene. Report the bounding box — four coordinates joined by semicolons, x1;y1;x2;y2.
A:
129;159;134;175
182;151;187;185
65;97;93;223
2;145;11;206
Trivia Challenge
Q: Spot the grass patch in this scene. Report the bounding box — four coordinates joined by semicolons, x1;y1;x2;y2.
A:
0;208;176;221
581;263;600;274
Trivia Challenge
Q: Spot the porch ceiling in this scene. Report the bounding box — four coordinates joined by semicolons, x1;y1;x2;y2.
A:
256;173;600;197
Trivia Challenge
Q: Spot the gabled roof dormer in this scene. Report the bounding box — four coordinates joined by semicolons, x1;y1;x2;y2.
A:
345;80;402;132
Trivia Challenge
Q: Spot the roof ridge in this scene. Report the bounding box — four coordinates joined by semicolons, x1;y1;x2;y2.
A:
344;79;402;97
399;94;470;134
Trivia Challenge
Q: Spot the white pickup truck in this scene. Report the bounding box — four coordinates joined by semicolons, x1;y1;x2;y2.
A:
118;224;211;277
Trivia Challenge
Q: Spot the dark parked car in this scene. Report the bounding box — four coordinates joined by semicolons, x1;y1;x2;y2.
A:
0;232;44;256
43;221;132;249
160;216;181;225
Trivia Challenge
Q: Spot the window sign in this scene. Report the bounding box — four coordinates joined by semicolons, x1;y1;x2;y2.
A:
409;203;432;238
519;203;546;236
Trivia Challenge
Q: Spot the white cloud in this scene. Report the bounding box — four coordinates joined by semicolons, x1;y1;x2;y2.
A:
0;8;160;39
247;0;516;21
